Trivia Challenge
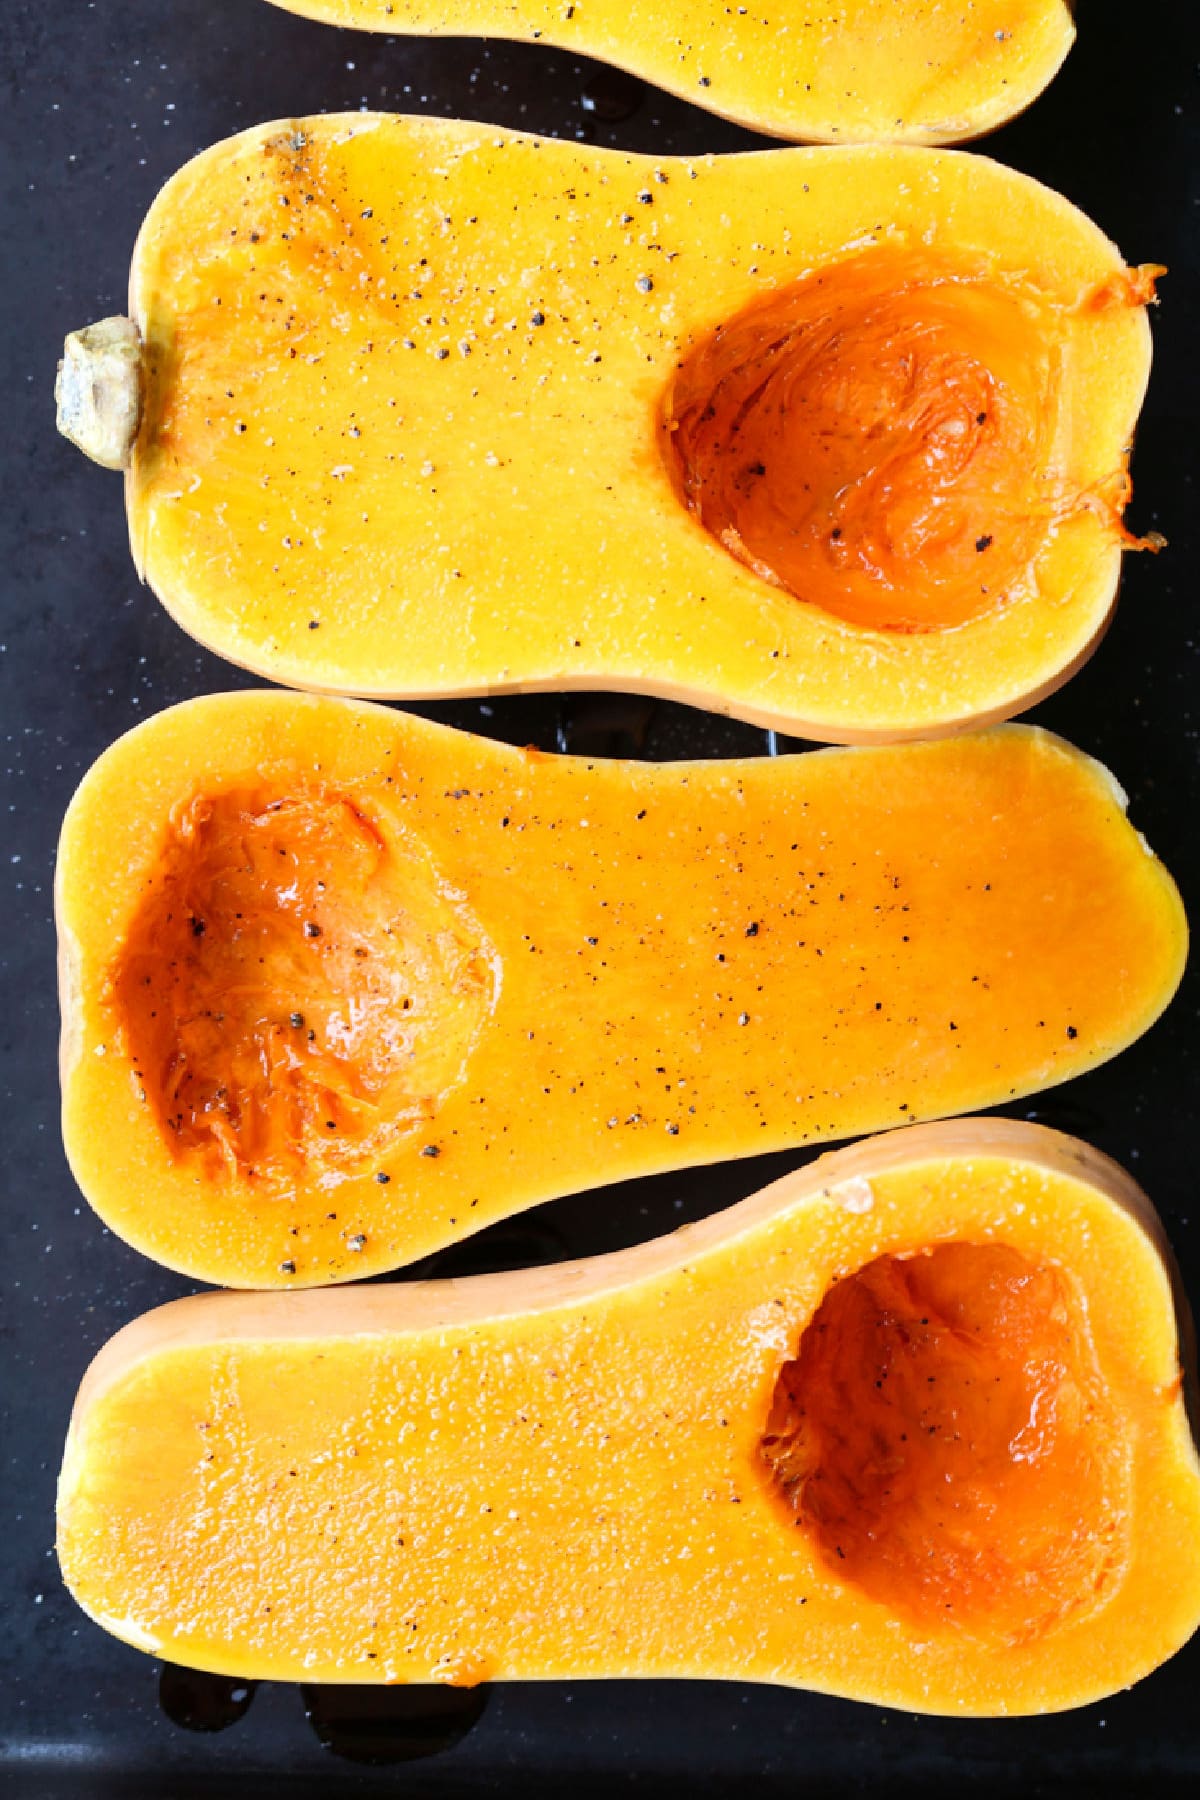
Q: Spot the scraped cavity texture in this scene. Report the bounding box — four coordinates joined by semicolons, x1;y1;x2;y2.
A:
761;1243;1129;1641
110;783;499;1184
664;250;1077;633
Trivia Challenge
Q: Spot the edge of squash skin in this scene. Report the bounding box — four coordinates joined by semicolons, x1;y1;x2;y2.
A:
121;123;1149;744
101;538;1125;745
62;1116;1192;1435
88;591;1123;749
55;915;84;1096
255;5;1076;148
57;1117;1200;1707
53;703;1188;1287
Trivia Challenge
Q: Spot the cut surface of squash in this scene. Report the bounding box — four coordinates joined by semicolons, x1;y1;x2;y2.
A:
57;1120;1200;1713
64;118;1160;741
262;2;1076;146
56;693;1185;1287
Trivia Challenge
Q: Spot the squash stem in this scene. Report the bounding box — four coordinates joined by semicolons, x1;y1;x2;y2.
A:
55;317;144;470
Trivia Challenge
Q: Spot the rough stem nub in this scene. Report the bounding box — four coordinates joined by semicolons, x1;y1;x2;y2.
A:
55;317;144;471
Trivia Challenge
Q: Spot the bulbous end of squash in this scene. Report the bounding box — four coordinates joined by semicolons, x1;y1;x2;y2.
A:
55;317;144;471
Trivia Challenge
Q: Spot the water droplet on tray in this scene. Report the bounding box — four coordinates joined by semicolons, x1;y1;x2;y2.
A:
302;1682;488;1763
580;69;645;122
555;694;656;757
158;1664;256;1732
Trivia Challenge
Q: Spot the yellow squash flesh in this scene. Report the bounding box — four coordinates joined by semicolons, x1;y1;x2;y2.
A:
57;1120;1200;1714
56;693;1185;1287
85;118;1161;742
264;1;1076;145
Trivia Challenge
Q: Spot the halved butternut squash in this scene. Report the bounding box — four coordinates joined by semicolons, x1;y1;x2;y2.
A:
263;1;1076;146
56;1119;1200;1714
58;119;1160;742
56;693;1185;1287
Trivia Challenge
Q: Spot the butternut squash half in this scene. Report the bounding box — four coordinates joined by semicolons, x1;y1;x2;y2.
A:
56;693;1185;1287
263;1;1076;146
58;119;1160;742
57;1119;1200;1714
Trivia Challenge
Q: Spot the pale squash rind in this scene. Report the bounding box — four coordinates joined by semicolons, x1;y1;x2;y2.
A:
262;1;1077;147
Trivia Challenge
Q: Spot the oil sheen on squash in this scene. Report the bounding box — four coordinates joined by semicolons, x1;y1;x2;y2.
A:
56;1123;1200;1712
262;1;1076;146
57;696;1186;1286
118;119;1161;741
110;785;497;1185
665;250;1094;633
762;1244;1123;1642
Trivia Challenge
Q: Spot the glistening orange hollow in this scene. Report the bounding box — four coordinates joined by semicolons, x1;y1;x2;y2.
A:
761;1242;1127;1642
663;249;1155;634
109;783;498;1187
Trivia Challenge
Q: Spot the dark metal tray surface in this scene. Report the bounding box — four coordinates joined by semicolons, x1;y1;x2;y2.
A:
2;0;1198;1791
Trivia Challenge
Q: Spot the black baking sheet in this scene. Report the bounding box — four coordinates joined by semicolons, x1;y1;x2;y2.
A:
2;0;1199;1792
